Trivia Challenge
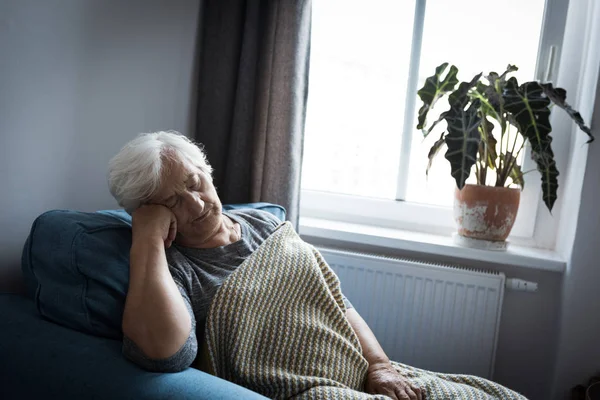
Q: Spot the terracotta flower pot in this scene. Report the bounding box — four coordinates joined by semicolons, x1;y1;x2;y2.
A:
454;184;521;242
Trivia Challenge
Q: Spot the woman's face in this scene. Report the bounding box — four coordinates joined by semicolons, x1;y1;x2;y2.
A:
150;157;222;244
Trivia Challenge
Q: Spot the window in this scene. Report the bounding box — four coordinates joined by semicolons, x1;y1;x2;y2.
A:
301;0;572;248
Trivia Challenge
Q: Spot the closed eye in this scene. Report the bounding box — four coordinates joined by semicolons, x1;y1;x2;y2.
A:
188;176;202;191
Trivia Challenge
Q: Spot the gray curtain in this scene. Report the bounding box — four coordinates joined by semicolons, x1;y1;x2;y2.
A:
193;0;311;228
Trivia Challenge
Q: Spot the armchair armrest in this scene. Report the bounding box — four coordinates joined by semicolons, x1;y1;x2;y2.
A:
0;294;266;400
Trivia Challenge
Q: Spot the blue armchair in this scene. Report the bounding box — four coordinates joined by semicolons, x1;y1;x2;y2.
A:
0;203;285;400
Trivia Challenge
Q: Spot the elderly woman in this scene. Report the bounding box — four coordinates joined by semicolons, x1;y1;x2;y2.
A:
108;131;421;400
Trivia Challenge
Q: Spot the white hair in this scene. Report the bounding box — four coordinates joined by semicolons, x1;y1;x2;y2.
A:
108;131;213;213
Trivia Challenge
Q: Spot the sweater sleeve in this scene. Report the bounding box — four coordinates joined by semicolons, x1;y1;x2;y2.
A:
122;283;198;372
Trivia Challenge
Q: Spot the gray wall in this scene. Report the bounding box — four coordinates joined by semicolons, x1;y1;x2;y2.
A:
0;0;201;292
551;73;600;398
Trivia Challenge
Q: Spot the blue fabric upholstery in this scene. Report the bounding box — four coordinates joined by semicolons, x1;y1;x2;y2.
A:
21;210;133;339
0;293;267;400
20;203;286;340
223;202;286;222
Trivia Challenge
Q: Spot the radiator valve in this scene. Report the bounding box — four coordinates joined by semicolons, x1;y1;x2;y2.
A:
505;278;538;292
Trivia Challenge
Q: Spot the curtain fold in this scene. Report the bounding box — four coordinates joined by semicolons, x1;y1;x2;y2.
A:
193;0;311;228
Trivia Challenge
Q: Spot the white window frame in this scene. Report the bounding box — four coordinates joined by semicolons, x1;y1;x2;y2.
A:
300;0;598;251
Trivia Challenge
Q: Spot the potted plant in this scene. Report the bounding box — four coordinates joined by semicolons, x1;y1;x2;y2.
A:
416;63;593;245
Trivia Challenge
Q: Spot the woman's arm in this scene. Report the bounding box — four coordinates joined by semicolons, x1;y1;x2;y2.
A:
122;205;192;361
346;308;423;400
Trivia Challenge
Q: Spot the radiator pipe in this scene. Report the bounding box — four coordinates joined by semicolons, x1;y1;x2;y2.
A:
505;278;538;293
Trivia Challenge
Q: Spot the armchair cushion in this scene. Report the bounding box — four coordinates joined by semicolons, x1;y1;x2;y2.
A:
20;203;286;340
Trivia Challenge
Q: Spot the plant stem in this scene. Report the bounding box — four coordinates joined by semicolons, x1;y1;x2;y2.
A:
504;140;527;186
482;150;487;185
480;115;488;185
513;140;526;161
508;124;520;160
500;121;521;186
496;81;506;178
498;127;503;178
495;116;506;186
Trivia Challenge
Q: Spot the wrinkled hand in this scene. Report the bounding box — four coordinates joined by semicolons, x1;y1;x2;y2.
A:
131;204;177;248
365;362;423;400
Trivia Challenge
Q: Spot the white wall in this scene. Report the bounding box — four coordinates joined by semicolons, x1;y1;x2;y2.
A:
0;0;201;291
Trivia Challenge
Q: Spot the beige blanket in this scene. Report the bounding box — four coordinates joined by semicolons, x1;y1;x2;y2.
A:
206;222;527;400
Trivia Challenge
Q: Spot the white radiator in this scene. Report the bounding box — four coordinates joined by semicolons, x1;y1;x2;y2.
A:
319;247;505;379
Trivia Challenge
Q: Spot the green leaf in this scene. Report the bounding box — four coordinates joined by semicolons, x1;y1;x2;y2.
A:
505;112;520;130
490;64;518;82
481;66;517;131
449;73;482;108
532;150;559;210
427;133;446;176
503;78;558;211
479;117;497;169
444;98;482;189
474;81;501;120
540;83;594;143
416;63;459;130
485;66;518;96
423;111;448;138
500;153;524;188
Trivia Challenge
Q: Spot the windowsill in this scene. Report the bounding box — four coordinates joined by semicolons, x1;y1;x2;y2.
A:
299;217;566;273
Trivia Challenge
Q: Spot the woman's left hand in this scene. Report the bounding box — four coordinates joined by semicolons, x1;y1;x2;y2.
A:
365;362;423;400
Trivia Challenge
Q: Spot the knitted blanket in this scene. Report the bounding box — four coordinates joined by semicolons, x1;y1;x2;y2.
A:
205;222;527;400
